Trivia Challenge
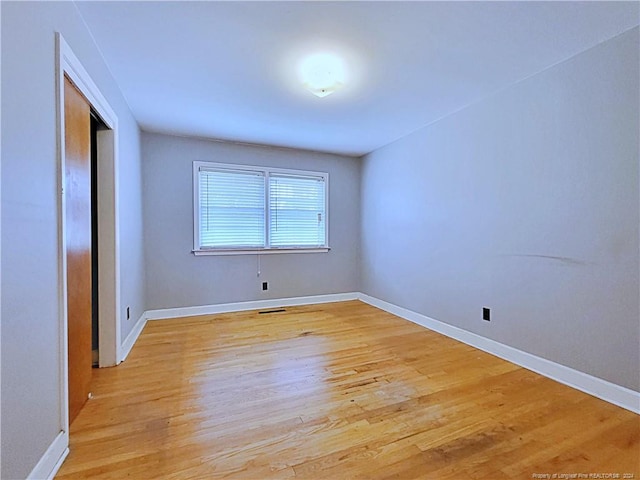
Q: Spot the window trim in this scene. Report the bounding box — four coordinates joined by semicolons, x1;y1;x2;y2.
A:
193;161;330;255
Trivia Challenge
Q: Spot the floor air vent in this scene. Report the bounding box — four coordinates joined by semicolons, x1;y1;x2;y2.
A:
258;308;286;314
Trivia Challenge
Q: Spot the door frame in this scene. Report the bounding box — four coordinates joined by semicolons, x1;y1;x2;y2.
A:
56;33;121;434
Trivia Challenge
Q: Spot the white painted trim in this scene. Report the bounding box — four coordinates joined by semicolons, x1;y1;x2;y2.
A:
145;292;359;320
54;30;71;450
120;314;148;362
193;247;330;256
27;431;69;480
358;293;640;414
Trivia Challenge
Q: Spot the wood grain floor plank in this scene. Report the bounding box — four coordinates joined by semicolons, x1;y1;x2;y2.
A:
56;301;639;479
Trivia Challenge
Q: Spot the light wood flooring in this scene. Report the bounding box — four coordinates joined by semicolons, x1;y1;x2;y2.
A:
56;301;639;479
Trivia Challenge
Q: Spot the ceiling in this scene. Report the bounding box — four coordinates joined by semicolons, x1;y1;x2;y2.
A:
76;1;639;157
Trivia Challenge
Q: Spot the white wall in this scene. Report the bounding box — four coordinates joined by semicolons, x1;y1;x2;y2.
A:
361;27;639;391
142;132;360;310
0;2;145;478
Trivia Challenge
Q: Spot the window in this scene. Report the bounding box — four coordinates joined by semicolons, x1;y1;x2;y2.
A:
193;161;329;255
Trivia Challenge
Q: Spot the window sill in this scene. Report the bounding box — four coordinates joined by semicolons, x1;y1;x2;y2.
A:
193;247;330;256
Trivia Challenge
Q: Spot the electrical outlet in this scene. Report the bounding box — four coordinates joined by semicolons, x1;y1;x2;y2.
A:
483;307;490;321
262;282;268;291
127;307;130;320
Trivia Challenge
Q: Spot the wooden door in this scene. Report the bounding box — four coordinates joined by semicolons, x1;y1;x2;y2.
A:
64;75;93;424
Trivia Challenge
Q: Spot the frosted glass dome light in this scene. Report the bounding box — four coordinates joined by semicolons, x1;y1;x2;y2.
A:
298;52;346;98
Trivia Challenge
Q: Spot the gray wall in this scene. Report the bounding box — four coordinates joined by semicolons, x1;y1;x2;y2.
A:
142;132;360;310
361;27;639;391
1;3;636;477
1;2;145;478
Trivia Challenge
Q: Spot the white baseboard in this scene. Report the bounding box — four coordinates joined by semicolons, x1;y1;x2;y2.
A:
117;293;358;363
27;431;69;480
119;313;147;362
144;292;359;321
358;293;640;414
117;291;639;414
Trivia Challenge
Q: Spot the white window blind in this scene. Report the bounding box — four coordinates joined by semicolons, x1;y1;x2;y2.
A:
194;161;329;254
198;167;265;248
269;174;326;247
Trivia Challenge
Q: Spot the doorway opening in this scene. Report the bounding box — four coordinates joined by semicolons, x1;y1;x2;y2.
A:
57;32;121;440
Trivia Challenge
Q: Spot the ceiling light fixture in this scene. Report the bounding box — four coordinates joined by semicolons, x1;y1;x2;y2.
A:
298;52;346;98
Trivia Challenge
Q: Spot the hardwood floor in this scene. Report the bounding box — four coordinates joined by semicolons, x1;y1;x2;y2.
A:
56;301;639;479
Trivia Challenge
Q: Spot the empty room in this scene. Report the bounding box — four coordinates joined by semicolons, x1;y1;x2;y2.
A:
1;1;639;479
